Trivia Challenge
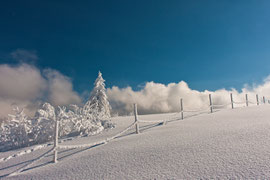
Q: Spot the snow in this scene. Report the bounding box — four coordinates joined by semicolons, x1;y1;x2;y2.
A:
1;105;270;179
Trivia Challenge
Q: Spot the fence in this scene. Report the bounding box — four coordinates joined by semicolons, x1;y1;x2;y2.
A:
7;93;268;177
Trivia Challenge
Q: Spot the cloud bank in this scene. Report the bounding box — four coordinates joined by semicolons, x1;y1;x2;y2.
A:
1;49;270;118
0;63;81;118
1;62;267;118
107;78;270;115
1;62;269;118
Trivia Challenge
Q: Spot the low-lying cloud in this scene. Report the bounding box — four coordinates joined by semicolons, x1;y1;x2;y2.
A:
1;62;269;118
0;63;81;118
107;77;270;115
44;69;81;106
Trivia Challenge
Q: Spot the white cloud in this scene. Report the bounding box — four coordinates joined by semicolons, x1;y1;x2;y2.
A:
0;63;81;118
0;64;46;101
107;77;270;115
44;69;81;106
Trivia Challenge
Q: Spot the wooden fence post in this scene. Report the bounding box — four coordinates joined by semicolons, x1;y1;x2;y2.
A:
53;117;59;163
134;103;140;134
209;94;213;113
180;98;184;120
230;93;234;109
245;94;248;107
256;94;259;105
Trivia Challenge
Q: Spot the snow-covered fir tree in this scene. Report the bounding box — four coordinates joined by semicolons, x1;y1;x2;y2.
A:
83;71;111;120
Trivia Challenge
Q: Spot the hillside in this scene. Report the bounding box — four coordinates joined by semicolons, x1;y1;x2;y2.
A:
1;105;270;179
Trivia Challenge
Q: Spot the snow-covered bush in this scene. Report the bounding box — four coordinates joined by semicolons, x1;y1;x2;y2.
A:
0;107;34;151
65;104;106;136
32;103;57;143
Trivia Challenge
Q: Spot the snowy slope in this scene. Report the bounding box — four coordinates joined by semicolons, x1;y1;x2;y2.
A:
1;105;270;179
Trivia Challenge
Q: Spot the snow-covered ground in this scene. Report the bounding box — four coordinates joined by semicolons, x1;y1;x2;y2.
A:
1;105;270;179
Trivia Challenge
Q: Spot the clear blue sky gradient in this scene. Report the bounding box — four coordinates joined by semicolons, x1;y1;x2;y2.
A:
1;0;270;93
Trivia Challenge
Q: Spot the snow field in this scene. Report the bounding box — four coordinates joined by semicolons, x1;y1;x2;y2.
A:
1;105;270;179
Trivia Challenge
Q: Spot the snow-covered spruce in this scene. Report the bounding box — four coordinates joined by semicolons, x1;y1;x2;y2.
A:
82;71;114;133
83;71;111;121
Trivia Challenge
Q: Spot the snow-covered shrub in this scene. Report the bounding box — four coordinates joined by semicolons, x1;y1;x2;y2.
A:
65;104;107;136
65;105;84;135
32;102;56;143
0;107;34;151
58;106;72;137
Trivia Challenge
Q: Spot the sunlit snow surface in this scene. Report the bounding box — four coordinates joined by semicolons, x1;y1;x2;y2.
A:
1;105;270;179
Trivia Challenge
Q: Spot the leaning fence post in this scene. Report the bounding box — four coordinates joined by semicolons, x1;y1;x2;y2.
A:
180;98;184;120
256;94;259;105
230;93;234;109
263;96;266;104
209;94;213;113
53;117;59;163
245;94;248;107
134;103;140;134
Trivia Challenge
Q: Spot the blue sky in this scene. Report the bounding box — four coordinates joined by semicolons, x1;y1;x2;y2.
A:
1;0;270;94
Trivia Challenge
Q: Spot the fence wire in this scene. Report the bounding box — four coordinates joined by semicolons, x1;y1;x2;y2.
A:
8;147;54;177
212;103;231;108
248;101;256;104
233;101;246;105
183;107;210;113
139;112;179;124
58;121;137;149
